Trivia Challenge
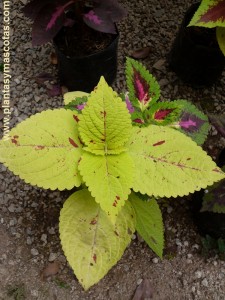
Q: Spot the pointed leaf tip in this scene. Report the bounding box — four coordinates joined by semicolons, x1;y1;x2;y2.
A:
59;189;136;289
78;77;132;155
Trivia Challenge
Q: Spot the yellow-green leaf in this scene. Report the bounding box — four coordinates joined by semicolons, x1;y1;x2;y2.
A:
129;193;164;258
64;91;89;105
59;189;136;290
128;126;225;198
0;109;82;190
78;151;134;222
217;27;225;56
78;77;132;155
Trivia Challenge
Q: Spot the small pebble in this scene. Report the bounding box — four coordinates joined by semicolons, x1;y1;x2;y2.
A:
195;271;202;279
201;278;208;287
48;253;57;262
31;248;39;256
152;258;159;264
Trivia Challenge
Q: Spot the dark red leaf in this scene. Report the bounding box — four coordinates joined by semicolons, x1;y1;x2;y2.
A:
133;69;150;104
154;109;174;120
32;3;66;46
198;0;225;23
83;0;126;34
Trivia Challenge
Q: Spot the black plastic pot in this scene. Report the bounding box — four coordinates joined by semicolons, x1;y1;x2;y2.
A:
54;30;119;92
168;2;225;87
191;149;225;239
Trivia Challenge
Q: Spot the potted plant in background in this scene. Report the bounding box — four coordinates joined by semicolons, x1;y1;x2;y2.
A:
22;0;126;91
168;0;225;87
0;58;224;290
192;114;225;241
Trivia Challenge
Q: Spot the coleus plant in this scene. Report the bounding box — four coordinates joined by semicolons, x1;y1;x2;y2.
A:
22;0;126;46
188;0;225;56
65;58;210;146
201;114;225;213
0;79;224;290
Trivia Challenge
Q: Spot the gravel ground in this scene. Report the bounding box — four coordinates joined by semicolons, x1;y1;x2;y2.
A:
1;0;225;299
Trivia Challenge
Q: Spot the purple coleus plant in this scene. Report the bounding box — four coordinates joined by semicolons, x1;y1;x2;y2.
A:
124;58;210;145
201;114;225;214
22;0;126;46
65;57;210;146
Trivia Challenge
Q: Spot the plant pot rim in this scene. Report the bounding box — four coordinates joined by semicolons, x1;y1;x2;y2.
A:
53;27;119;60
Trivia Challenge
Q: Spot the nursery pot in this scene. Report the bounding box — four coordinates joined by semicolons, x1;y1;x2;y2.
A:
54;28;119;92
168;2;225;87
191;148;225;239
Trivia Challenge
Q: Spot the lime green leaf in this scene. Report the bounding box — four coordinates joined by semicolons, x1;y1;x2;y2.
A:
0;109;82;190
217;27;225;56
59;189;136;290
128;126;225;198
126;57;160;111
78;151;134;221
129;193;164;258
188;0;225;28
64;91;89;105
78;77;132;155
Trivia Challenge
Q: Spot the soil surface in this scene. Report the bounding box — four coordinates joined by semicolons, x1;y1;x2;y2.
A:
1;0;225;299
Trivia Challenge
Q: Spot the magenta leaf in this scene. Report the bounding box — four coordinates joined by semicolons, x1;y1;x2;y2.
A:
179;112;204;132
198;0;225;24
154;109;175;120
46;1;74;31
83;0;126;34
64;97;88;113
84;10;102;26
134;118;144;124
76;103;86;110
125;94;135;113
126;58;160;111
32;3;65;46
83;9;116;34
133;69;150;105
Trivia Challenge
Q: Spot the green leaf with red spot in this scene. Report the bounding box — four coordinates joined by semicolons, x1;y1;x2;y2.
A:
0;109;83;190
168;100;209;145
78;77;132;155
78;151;134;222
126;57;160;111
189;0;225;28
59;189;136;290
128;125;225;198
130;193;164;258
